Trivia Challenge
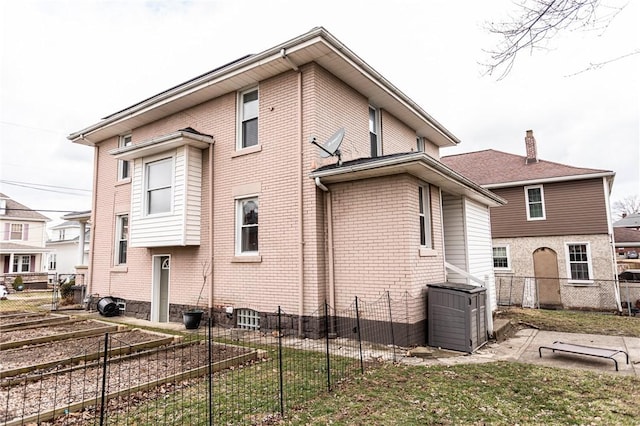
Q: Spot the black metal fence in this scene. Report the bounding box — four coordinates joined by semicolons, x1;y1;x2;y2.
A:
1;294;411;425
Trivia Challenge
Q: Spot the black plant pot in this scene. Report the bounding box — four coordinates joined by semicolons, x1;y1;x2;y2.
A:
183;310;203;329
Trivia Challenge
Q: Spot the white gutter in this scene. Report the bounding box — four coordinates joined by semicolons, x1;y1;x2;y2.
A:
484;172;616;190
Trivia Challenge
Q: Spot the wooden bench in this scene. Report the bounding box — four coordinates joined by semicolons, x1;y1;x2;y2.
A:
538;341;629;371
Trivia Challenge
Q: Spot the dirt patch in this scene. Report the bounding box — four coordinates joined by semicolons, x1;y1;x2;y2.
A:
0;341;255;423
0;330;166;372
0;320;110;344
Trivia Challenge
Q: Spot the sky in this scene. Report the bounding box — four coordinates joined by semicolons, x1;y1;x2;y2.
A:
1;0;638;228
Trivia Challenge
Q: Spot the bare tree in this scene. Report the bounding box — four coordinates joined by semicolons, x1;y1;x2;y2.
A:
613;195;640;220
482;0;633;79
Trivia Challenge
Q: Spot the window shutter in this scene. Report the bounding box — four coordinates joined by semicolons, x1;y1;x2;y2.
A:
30;256;35;272
23;224;29;240
3;223;9;240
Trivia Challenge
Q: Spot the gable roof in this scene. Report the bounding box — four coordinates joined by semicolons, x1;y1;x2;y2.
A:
440;149;614;189
311;152;506;207
68;27;459;149
0;193;50;221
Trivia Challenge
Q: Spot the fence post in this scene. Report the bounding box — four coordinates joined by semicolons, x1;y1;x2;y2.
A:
208;316;213;426
277;306;284;417
354;296;364;374
386;291;396;362
100;333;109;426
324;301;331;392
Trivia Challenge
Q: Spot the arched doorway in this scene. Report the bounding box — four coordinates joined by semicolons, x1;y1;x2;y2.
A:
533;247;562;308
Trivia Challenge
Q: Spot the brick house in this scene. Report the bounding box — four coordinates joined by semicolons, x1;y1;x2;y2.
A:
68;27;504;343
442;130;620;310
0;193;50;287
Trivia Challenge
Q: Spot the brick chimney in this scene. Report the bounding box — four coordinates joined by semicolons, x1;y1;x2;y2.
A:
525;129;538;164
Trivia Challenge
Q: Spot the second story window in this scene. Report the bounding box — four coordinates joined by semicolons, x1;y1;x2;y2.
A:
48;254;57;270
11;223;23;240
145;158;173;215
416;137;425;152
58;229;65;240
118;134;132;180
525;185;545;220
419;186;432;248
369;106;379;157
115;214;128;265
239;88;258;149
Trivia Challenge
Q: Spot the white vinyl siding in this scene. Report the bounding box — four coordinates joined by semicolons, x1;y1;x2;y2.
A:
129;146;202;247
464;199;496;311
442;193;466;283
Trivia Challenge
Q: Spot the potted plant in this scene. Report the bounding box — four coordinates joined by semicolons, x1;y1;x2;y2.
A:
183;261;211;329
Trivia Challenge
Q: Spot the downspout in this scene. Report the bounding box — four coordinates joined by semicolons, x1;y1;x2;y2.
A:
282;48;305;337
603;176;622;312
314;177;336;323
87;140;99;305
208;143;215;316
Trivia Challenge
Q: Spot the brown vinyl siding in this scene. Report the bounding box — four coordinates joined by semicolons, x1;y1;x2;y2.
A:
490;178;608;238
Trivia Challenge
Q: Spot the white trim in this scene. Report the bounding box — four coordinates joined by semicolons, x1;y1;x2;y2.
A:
150;254;171;323
144;156;174;216
368;105;381;157
524;184;546;221
485;172;615;189
418;184;432;248
114;214;128;266
564;242;594;284
117;134;132;180
235;195;259;256
492;244;511;271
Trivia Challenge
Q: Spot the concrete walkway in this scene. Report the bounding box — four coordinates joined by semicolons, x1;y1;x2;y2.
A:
406;328;640;377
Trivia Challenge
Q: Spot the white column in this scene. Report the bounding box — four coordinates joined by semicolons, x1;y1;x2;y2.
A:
77;221;87;266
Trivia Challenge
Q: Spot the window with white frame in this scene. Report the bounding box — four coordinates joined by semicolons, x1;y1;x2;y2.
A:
12;255;31;273
10;223;23;240
236;197;258;254
566;243;592;281
416;136;425;152
115;215;128;265
48;254;57;270
492;246;510;269
58;229;65;240
145;158;173;215
118;134;132;180
525;185;545;220
238;88;258;149
369;106;379;157
418;185;432;248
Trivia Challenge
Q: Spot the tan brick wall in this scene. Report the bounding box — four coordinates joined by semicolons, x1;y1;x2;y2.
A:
87;61;446;324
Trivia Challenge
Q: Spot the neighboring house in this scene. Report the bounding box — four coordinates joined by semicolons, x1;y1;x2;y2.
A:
68;27;504;343
45;219;90;277
442;130;619;310
613;213;640;256
0;193;50;285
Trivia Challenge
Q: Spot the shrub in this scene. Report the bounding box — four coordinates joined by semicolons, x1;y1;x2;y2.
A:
13;276;24;291
60;278;75;303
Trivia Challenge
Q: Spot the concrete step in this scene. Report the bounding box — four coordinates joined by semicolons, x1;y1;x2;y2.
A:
492;318;516;342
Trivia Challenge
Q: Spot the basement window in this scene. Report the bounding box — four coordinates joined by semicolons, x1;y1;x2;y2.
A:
236;308;260;330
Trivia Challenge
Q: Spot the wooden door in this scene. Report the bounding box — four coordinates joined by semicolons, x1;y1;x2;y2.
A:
533;247;562;308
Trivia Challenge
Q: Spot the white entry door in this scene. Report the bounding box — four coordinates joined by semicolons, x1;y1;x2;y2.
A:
151;255;170;322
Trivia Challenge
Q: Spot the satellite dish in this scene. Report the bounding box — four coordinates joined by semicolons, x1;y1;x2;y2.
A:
310;128;344;165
